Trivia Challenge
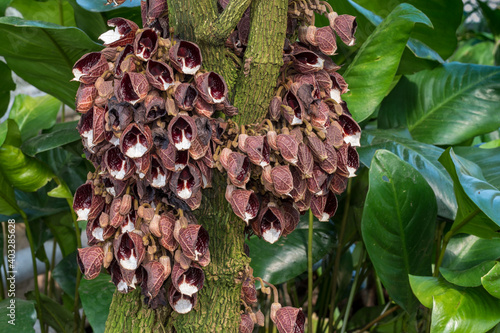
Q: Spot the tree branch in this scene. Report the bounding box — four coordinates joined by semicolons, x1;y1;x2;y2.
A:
196;0;252;44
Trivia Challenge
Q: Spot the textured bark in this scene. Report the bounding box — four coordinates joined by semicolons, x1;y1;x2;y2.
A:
104;0;286;332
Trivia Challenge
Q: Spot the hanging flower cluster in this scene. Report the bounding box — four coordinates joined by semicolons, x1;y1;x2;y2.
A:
72;1;237;312
72;0;360;330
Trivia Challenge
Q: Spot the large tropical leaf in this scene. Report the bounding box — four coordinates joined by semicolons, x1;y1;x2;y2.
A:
22;125;80;156
448;39;496;66
454;146;500;190
76;0;140;11
0;17;101;107
9;0;76;26
0;61;15;118
361;150;436;314
80;273;116;333
25;291;73;333
342;3;432;122
410;275;500;333
379;63;500;145
353;0;462;60
358;129;456;219
440;234;500;287
8;94;61;141
482;262;500;299
0;299;36;333
247;218;335;286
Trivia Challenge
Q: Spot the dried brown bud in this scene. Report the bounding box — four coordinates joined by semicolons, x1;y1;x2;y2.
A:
274;307;305;333
269;96;282;121
333;15;357;46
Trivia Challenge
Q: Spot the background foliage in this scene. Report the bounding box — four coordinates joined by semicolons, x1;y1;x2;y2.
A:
0;0;499;332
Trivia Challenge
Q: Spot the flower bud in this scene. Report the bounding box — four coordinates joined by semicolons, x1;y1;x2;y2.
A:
274;307;305;333
230;189;260;224
245;136;270;167
142;260;168;298
271;165;294;196
77;246;104;280
239;313;254;333
333;14;357;46
315;26;337;55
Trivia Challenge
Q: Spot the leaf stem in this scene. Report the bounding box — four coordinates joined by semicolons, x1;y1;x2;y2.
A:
328;178;352;332
340;246;365;333
358;305;399;332
374;272;385;305
22;211;46;333
307;209;314;333
434;208;480;277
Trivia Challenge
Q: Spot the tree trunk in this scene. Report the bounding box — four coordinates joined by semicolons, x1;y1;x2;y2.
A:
104;0;287;332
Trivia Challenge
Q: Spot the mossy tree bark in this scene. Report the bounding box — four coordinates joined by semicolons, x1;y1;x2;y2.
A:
104;0;287;332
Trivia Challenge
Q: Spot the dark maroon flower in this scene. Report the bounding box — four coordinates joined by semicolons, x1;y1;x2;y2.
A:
196;159;212;189
146;60;174;91
144;91;166;122
274;307;305;333
339;114;361;147
116;72;149;105
252;202;285;244
120;123;153;159
142;260;168;298
86;215;115;244
230;189;260;224
239;313;255;333
77;109;96;152
169;40;202;75
104;146;135;180
169;164;201;200
169;284;197;314
167;114;198;151
346;145;359;178
114;45;134;78
283;91;305;126
292;50;324;74
72;52;108;84
178;224;209;262
172;263;205;296
148;155;169;188
77;246;104;280
109;260;137;293
113;232;145;270
295;191;312;212
194;97;215;118
245;136;271;167
174;83;198;111
333;15;357;46
225;152;251;188
73;182;105;221
271;165;294;196
134;29;158;61
159;143;189;172
99;18;139;47
195;72;228;104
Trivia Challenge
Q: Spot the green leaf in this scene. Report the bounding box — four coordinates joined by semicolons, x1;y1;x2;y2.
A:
358;129;456;219
25;291;73;333
9;0;76;26
0;170;21;216
0;145;54;192
361;150;436;313
247;218;335;286
353;0;462;60
53;251;78;297
8;94;61;141
379;63;500;145
410;275;500;333
48;183;73;199
454;146;500;190
0;60;15;118
22;128;80;156
76;0;140;11
440;148;500;227
449;39;496;66
0;17;102;107
440;234;500;287
79;273;116;333
0;0;13;15
44;212;77;257
342;4;432;122
66;0;107;42
0;119;21;148
0;298;36;333
482;262;500;299
478;1;500;39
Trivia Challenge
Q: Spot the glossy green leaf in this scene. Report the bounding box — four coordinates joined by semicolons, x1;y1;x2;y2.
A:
26;291;73;333
454;146;500;190
53;251;78;297
354;0;462;59
9;0;76;26
247;218;335;286
9;94;61;141
342;4;432;122
410;275;500;333
22;128;80;156
440;234;500;287
379;63;500;145
0;0;12;15
449;39;496;66
0;145;54;192
440;148;500;226
0;17;102;107
66;0;107;41
76;0;140;11
358;129;456;219
478;1;500;39
0;61;15;118
44;212;77;257
0;298;36;333
361;150;436;313
79;273;116;333
481;139;500;149
47;183;73;199
0;119;21;148
0;172;21;217
482;262;500;299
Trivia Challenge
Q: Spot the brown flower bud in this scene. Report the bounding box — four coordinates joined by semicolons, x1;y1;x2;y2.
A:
269;96;282;121
297;143;314;178
150;213;161;237
159;212;177;252
77;246;104;280
110;198;125;227
134;28;158;61
267;130;278;150
159;255;172;277
167;114;198;151
171;263;205;296
333;15;357;46
169;40;202;75
329;172;348;195
289;166;307;202
230;189;260;224
239;313;254;333
174;83;198;111
142;260;168;298
315;26;337;55
277;134;299;165
256;310;265;326
241;276;258;304
270;302;282;322
99;18;139;47
326;121;345;148
73;182;105;221
178;224;209;262
116;72;149;106
169;284;197;314
307;133;328;161
169;164;201;200
72;52;108;84
76;83;97;113
245;136;271;167
113;232;145;270
118;194;132;215
271;165;294;196
274;307;305;333
315;70;332;90
195;72;228;104
295;191;312;212
193;96;215;118
319;143;338;174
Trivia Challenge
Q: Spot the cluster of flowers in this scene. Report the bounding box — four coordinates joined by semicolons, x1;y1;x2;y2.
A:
72;1;236;313
225;1;360;332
